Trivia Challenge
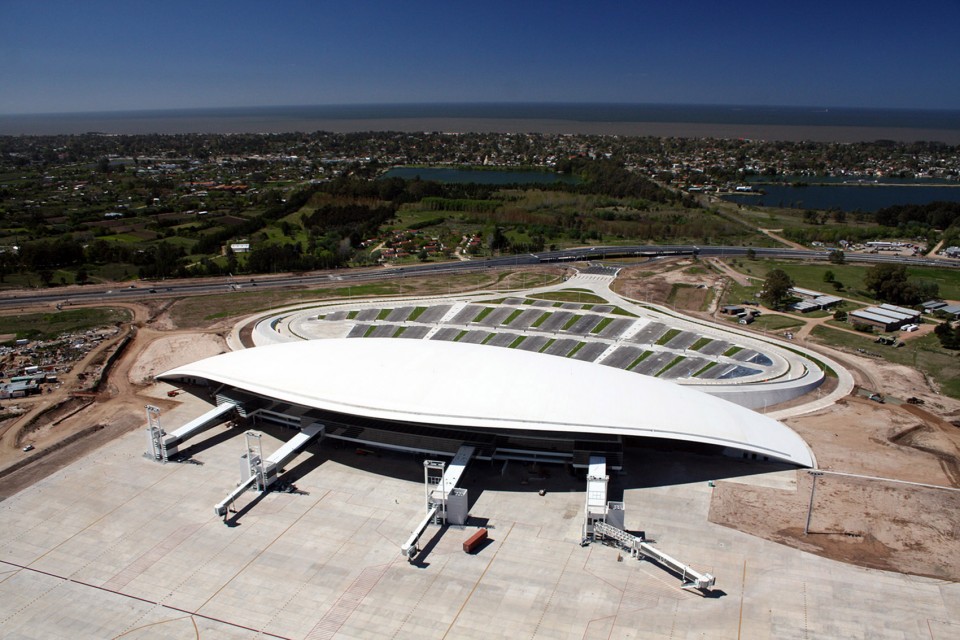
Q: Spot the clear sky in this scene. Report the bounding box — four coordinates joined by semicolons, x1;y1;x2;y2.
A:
2;0;958;115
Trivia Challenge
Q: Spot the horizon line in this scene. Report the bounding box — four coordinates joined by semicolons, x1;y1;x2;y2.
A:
4;101;960;119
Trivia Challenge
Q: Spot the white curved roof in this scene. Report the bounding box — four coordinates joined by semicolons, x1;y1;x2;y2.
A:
159;338;815;466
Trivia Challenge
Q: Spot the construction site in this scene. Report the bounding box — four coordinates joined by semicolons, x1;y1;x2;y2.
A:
0;261;958;639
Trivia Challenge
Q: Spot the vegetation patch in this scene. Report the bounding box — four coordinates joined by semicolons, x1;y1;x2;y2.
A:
473;307;493;322
723;345;743;357
667;283;712;311
376;308;391;320
531;312;552;328
591;317;613;333
567;342;586;357
656;328;681;345
392;326;406;337
539;338;555;352
810;326;959;396
694;361;717;376
503;309;523;325
408;306;426;321
751;315;805;331
0;307;130;340
690;337;713;351
628;351;652;369
656;355;685;376
562;315;582;331
508;335;526;348
528;291;607;304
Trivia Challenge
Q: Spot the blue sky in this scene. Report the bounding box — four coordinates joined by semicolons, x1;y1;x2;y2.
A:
2;1;958;114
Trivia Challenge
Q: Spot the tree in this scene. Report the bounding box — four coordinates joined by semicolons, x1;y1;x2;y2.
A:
823;270;835;283
934;321;960;350
746;248;757;260
828;250;845;264
762;269;794;309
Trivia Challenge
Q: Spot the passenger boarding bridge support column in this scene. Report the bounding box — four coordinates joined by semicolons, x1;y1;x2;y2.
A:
402;445;474;561
144;405;167;462
214;424;325;521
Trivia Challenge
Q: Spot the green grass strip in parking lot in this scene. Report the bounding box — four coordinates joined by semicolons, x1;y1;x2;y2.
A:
591;317;613;334
531;312;551;328
627;351;652;370
690;337;712;351
694;361;717;377
503;309;523;325
473;307;493;322
656;329;681;345
656;356;685;376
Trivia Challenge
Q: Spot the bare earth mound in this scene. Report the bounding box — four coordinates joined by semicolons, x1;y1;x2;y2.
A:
128;333;227;384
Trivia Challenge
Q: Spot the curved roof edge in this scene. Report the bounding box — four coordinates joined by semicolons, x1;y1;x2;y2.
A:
159;339;815;467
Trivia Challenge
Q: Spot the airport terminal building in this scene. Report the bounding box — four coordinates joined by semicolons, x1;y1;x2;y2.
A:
159;338;816;470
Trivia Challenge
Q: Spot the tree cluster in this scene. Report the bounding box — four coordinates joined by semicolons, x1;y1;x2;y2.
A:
934;321;960;350
863;263;938;305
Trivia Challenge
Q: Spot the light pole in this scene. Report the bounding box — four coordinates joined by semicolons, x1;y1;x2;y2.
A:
804;471;823;535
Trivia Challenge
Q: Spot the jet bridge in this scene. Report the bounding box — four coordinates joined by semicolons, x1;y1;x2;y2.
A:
581;456;716;591
592;521;716;591
401;444;474;560
215;424;324;519
145;401;238;462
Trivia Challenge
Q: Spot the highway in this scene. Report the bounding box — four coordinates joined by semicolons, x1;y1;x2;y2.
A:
0;245;956;309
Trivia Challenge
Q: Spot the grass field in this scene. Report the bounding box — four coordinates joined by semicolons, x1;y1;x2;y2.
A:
0;307;131;340
809;325;960;399
725;259;960;302
527;290;607;304
667;283;712;312
724;314;804;331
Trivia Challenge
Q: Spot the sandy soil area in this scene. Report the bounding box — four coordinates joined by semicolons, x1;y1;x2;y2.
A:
128;333;227;384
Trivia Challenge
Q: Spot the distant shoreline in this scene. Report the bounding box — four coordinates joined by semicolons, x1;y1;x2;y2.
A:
2;106;959;143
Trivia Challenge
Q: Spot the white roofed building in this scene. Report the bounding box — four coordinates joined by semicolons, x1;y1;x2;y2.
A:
159;338;816;468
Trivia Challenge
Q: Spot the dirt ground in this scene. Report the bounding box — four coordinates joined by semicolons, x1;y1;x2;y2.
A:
128;333;227;384
612;258;727;313
710;388;960;580
2;265;960;581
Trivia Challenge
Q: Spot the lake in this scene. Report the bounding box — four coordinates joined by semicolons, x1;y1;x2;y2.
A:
380;166;579;185
721;183;960;212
